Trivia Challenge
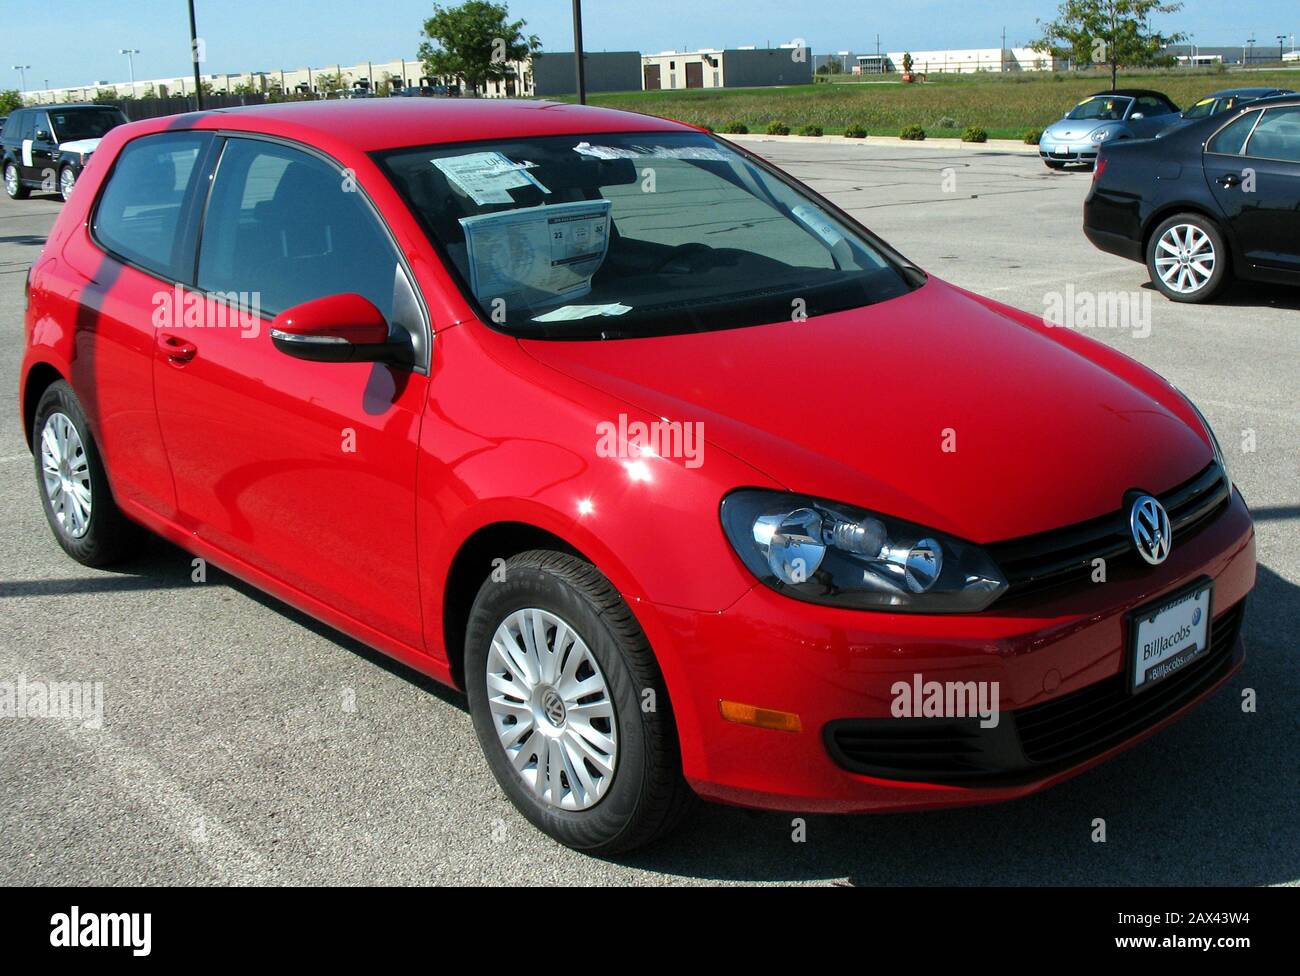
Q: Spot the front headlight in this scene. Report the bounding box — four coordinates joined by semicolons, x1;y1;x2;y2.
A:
1089;126;1115;143
720;490;1008;613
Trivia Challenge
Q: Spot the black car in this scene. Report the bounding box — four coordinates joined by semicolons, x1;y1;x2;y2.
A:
1;104;127;202
1084;94;1300;302
1157;87;1296;135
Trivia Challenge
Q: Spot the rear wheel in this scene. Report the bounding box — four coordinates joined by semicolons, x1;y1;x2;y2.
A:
32;381;143;566
465;550;693;853
1146;213;1230;303
4;161;28;199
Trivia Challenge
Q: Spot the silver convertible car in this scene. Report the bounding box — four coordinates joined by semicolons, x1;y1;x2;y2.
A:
1038;89;1179;169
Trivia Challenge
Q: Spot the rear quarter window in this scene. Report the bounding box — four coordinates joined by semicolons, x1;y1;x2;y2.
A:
92;132;211;281
1207;111;1262;155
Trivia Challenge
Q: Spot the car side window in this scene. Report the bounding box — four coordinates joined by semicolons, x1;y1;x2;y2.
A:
93;132;211;280
1244;106;1300;163
198;138;403;320
1;112;22;139
1134;96;1171;117
1207;111;1261;155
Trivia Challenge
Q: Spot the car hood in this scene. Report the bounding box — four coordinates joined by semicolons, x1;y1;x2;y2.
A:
57;138;101;155
518;278;1209;543
1043;119;1114;141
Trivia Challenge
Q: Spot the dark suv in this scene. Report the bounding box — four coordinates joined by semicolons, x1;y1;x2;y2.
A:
2;104;128;202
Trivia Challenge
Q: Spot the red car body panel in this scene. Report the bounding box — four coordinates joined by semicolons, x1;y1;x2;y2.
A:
19;100;1254;815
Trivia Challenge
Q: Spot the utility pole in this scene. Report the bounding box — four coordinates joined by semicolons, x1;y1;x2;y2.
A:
572;0;586;104
12;65;30;91
1278;35;1286;61
187;0;203;109
1001;26;1006;73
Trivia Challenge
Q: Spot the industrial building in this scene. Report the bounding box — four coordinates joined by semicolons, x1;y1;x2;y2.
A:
640;45;813;90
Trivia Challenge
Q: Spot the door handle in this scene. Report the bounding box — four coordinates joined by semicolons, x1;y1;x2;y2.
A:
158;332;198;364
1216;173;1241;188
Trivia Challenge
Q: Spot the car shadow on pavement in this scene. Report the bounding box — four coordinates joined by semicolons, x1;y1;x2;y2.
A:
1140;278;1300;311
619;560;1299;886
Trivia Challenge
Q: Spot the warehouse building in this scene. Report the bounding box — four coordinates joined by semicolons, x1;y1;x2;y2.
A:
530;51;642;96
640;45;813;90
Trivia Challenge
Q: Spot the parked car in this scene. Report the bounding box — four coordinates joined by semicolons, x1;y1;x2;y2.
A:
20;100;1254;853
1039;89;1179;169
1159;87;1296;136
2;104;128;201
1086;94;1300;302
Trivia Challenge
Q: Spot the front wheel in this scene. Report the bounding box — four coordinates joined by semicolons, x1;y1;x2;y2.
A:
4;161;29;199
1146;213;1231;303
465;550;693;854
58;166;77;202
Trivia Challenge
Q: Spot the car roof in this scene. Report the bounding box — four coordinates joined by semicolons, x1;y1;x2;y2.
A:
1089;89;1168;99
1206;87;1291;98
185;98;690;152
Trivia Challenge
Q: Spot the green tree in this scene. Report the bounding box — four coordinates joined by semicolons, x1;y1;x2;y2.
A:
418;1;540;96
0;89;23;114
1033;0;1185;88
314;71;346;96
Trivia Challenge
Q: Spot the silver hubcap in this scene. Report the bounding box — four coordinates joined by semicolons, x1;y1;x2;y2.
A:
486;607;617;811
4;165;16;195
1155;223;1215;294
60;169;75;198
40;412;92;538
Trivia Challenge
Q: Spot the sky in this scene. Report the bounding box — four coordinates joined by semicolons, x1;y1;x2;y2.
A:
3;0;1298;91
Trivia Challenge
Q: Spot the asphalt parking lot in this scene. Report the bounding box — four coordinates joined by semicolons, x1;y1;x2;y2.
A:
1;141;1296;886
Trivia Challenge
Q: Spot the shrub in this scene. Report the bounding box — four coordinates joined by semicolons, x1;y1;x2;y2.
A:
797;124;823;137
961;126;988;143
900;124;926;141
721;121;749;134
936;115;958;129
1024;128;1043;144
765;120;790;135
843;123;868;138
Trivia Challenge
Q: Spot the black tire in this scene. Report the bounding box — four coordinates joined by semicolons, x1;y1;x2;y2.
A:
1145;212;1231;303
32;380;144;566
4;161;29;199
1044;160;1067;170
465;550;694;854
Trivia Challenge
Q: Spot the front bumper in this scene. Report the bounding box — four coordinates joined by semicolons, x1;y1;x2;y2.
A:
1039;138;1101;163
648;489;1255;813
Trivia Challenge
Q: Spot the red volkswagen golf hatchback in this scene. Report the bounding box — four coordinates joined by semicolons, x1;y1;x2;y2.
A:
20;100;1255;853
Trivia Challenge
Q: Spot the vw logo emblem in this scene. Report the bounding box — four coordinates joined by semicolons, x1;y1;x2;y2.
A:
540;688;567;728
1129;495;1172;566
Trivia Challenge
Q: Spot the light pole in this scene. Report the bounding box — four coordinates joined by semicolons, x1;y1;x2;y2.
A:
120;48;139;97
13;64;30;91
1278;35;1286;61
572;0;586;104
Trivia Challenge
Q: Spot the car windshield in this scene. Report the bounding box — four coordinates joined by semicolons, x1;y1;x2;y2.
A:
1066;96;1132;121
378;131;918;339
49;108;125;142
1182;97;1221;119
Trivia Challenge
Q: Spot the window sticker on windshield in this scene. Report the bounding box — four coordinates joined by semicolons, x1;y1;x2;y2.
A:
432;151;549;205
573;142;729;162
790;204;854;267
459;199;612;307
531;302;631;322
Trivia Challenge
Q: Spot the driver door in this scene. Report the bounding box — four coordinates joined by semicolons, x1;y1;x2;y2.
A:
152;136;431;648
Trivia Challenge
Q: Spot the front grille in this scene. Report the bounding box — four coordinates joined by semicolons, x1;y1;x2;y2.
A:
987;462;1230;604
824;600;1245;783
1016;599;1244;764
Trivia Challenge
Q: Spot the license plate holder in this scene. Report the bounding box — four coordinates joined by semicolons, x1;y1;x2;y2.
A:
1126;579;1214;695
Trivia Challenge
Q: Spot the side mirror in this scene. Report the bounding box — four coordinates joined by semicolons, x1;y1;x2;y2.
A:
36;129;51;141
1130;112;1145;120
269;293;412;365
